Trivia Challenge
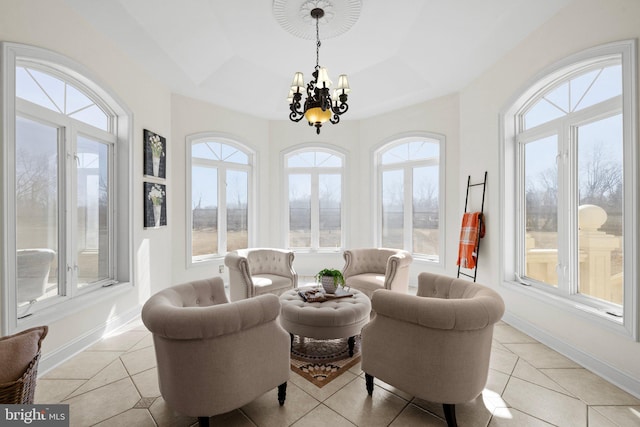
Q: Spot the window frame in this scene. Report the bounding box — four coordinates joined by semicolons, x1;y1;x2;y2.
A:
373;132;446;266
500;39;638;339
1;42;133;335
185;132;255;266
283;144;347;252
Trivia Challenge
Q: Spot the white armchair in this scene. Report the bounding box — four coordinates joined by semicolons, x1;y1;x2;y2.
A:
361;272;505;426
342;248;412;298
141;277;290;426
224;248;298;301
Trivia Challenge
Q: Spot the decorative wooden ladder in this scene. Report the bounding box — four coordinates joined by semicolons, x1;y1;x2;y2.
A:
457;171;487;282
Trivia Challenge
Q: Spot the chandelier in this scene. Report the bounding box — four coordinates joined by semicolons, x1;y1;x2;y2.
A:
287;7;350;134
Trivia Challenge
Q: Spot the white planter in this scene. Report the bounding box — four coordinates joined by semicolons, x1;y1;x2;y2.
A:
153;204;161;227
152;155;160;177
321;276;338;294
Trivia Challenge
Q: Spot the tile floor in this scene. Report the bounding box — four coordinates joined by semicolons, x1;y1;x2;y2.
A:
35;318;640;426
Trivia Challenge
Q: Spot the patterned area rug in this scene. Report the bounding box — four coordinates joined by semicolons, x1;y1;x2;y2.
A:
290;335;361;388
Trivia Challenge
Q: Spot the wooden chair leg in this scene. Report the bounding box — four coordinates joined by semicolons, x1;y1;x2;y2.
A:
443;403;457;427
365;373;374;396
198;416;210;427
278;382;287;406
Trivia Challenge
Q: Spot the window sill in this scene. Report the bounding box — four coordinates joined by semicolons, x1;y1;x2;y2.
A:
15;281;134;333
501;278;632;338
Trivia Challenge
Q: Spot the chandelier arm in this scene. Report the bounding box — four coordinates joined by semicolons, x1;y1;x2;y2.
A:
289;94;305;122
289;112;304;122
331;102;349;115
330;114;340;125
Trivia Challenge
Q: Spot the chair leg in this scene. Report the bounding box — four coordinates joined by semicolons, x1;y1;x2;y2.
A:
365;373;374;396
278;382;287;406
443;403;457;427
197;416;210;427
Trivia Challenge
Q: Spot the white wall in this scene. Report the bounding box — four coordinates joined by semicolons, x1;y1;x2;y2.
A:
458;0;640;395
0;0;172;368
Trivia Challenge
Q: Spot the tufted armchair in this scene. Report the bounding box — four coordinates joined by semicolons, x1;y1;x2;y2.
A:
225;248;297;301
141;277;290;427
342;248;412;298
361;272;505;427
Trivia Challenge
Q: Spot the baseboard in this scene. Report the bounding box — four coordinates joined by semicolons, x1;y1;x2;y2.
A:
37;305;142;376
502;312;640;399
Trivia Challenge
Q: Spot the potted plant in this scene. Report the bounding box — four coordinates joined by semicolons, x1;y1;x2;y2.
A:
315;268;346;294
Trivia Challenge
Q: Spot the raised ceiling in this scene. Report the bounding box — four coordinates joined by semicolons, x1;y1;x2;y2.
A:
63;0;571;120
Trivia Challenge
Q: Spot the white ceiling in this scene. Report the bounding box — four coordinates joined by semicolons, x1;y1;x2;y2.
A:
63;0;571;120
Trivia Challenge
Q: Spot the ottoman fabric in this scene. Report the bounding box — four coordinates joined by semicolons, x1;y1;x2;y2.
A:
279;288;371;340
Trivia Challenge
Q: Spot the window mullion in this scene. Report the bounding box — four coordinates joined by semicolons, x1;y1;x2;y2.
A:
515;137;526;278
219;166;227;254
311;171;320;249
566;123;580;295
64;125;76;297
403;166;412;251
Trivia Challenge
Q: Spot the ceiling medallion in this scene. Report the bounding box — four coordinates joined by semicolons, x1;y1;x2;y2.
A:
273;0;362;40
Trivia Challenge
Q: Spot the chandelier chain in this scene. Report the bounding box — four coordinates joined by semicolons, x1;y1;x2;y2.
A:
315;15;321;70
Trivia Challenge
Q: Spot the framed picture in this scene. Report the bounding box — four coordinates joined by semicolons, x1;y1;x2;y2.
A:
144;129;166;179
144;182;167;228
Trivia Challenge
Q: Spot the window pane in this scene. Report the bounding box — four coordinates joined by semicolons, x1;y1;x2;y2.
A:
16;67;59;112
524;99;565;130
289;174;311;247
76;136;110;287
226;169;248;251
66;84;93;114
574;65;622;112
28;68;65;112
192;141;248;164
287;151;342;168
192;142;218;160
524;135;559;285
524;64;622;130
382;169;404;249
15;116;59;308
315;152;341;167
413;166;438;258
381;140;438;165
69;104;108;131
192;166;218;257
577;114;623;304
319;174;341;248
16;67;109;131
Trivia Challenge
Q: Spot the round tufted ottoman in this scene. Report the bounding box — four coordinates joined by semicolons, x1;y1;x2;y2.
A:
279;287;371;356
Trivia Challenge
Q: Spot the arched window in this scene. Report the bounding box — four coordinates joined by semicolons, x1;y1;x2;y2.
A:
187;134;254;263
375;134;445;263
502;40;637;335
284;147;345;250
1;43;132;330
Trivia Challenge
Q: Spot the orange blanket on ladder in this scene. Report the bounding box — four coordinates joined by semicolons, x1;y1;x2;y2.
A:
456;212;485;269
